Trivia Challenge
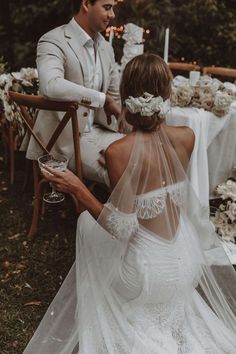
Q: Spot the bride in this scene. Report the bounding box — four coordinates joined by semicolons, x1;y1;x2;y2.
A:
24;53;236;353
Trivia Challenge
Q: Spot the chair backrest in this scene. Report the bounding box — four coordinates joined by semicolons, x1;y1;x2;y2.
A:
202;66;236;80
168;62;201;72
8;91;94;179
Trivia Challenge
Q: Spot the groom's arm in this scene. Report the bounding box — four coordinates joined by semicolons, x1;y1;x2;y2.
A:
36;33;105;108
105;45;120;104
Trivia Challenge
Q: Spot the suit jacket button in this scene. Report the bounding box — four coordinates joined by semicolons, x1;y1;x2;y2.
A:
83;112;88;117
81;97;92;105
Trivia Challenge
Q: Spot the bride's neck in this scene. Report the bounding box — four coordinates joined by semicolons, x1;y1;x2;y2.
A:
133;122;164;133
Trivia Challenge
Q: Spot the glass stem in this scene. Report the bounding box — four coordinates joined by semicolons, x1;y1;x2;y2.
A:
50;183;57;195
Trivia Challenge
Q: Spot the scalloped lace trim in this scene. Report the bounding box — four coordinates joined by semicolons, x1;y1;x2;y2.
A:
134;182;186;219
134;189;167;219
168;182;185;207
105;202;139;240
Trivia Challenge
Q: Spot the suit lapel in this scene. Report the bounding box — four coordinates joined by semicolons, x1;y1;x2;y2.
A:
64;20;89;85
98;41;109;93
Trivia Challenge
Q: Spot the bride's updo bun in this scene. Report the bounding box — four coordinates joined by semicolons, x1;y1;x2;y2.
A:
120;53;172;131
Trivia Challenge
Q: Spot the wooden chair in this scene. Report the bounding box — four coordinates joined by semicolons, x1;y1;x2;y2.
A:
8;91;94;239
168;62;201;78
202;66;236;82
0;112;21;185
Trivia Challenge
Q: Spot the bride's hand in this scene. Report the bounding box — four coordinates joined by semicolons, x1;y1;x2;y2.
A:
41;166;83;195
41;165;103;218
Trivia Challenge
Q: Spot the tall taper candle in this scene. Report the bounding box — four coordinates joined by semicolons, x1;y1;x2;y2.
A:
163;28;169;63
109;28;114;45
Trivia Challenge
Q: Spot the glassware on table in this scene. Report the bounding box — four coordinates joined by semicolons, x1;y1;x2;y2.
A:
38;154;68;204
189;71;200;86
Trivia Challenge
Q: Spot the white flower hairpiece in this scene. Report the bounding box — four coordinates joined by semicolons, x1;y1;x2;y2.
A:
125;92;167;118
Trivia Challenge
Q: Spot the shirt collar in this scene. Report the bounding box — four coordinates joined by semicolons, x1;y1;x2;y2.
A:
71;17;104;49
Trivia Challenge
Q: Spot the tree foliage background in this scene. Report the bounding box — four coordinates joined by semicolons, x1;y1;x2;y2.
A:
0;0;235;71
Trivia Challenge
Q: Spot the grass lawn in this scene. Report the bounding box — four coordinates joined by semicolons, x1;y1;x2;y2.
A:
0;150;79;353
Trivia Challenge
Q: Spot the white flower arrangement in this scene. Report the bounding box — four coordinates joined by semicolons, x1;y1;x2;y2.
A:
212;178;236;243
120;23;144;73
122;23;144;45
0;67;39;137
171;75;235;117
125;92;168;118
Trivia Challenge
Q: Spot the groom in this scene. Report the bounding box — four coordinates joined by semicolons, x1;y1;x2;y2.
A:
26;0;124;185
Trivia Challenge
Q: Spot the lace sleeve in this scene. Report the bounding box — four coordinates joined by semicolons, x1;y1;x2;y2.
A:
104;202;139;240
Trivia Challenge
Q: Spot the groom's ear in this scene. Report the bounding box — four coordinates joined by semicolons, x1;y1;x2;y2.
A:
81;0;90;12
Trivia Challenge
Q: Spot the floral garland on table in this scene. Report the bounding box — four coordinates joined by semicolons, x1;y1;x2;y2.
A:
211;176;236;243
171;75;235;117
0;67;39;137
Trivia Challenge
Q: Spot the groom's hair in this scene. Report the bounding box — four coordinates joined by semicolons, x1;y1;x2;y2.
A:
72;0;97;13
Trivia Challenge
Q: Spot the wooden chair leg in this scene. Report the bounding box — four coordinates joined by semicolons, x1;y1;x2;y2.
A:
27;178;48;240
22;158;32;192
8;126;15;185
27;161;45;240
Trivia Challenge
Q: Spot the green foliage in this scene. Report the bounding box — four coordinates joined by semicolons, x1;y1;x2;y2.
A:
0;57;8;75
115;0;236;67
0;0;235;70
0;0;72;70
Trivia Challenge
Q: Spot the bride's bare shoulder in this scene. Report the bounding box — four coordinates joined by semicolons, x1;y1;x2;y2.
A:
105;134;135;188
106;134;134;157
165;125;195;155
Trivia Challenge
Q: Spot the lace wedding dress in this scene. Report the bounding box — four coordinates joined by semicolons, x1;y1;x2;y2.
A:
23;128;236;354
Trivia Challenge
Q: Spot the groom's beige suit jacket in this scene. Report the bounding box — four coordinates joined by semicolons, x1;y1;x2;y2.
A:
26;19;120;163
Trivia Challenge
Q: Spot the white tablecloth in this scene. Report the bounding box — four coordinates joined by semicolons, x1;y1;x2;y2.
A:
166;101;236;208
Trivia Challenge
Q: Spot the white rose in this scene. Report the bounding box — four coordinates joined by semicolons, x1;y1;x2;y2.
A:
211;78;223;92
216;180;236;201
198;93;214;111
11;71;22;80
141;104;154;116
219;223;236;242
20;67;38;81
199;75;212;88
226;202;236;222
170;87;179;106
213;210;228;228
176;84;193;107
212;91;234;117
0;74;9;88
125;97;139;114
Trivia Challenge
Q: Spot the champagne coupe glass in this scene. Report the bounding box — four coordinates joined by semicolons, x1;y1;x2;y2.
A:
38;154;68;204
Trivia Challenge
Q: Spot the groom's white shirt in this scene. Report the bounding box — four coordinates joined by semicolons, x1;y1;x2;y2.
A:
26;18;123;183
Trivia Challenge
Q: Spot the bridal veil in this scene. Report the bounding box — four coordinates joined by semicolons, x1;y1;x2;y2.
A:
24;126;236;353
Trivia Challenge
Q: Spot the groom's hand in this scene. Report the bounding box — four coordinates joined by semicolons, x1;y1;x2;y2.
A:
104;94;121;125
98;149;106;168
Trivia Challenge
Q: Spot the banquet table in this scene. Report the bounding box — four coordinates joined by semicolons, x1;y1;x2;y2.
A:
166;100;236;209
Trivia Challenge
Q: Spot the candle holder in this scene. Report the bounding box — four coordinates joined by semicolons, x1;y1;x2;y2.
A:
189;71;200;86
